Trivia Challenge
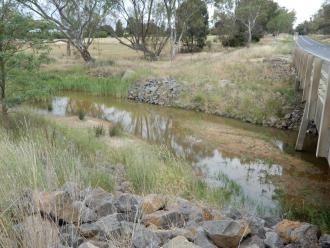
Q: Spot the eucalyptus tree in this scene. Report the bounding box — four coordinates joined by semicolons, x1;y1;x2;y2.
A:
18;0;117;62
215;0;269;46
0;0;47;128
112;0;171;60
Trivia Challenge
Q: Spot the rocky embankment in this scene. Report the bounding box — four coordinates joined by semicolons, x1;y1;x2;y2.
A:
5;183;330;248
127;58;304;130
128;78;183;106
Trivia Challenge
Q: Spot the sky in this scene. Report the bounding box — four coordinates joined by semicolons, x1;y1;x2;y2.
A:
275;0;325;26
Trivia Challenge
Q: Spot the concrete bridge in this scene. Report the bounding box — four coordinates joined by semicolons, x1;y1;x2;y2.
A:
294;35;330;166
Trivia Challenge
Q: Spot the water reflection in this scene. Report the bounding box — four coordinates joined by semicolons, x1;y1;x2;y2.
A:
36;94;330;213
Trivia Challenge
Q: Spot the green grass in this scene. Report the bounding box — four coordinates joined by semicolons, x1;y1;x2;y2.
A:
41;72;130;97
274;189;330;233
109;123;123;137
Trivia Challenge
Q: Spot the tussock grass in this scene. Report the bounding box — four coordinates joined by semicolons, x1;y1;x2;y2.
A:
38;71;130;98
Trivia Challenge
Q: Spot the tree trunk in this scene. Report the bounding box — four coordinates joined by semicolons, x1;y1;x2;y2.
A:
247;23;252;48
1;103;9;129
66;40;71;57
0;62;9;129
78;46;94;63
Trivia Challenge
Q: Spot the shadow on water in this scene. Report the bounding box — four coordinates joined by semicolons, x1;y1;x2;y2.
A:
35;92;330;216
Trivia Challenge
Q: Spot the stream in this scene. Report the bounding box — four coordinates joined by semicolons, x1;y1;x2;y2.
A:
36;92;330;216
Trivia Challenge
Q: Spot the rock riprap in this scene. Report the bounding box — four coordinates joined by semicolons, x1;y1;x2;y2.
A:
128;78;183;106
5;183;327;248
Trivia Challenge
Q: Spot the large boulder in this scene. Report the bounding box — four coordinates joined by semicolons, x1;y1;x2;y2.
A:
83;188;116;218
79;223;101;238
275;220;304;242
142;194;167;214
163;235;201;248
264;231;284;248
194;227;218;248
143;210;185;229
166;197;203;222
114;193;142;214
245;215;266;239
289;223;320;247
240;235;265;248
320;234;330;248
275;220;320;246
202;220;251;248
61;182;81;201
94;214;122;237
33;190;95;224
132;226;161;248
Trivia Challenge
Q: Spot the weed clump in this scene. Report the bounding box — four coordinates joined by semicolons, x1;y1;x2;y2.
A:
94;124;105;137
78;110;86;120
109;123;123;137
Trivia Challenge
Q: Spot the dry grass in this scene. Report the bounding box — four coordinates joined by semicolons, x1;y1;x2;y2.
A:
310;34;330;45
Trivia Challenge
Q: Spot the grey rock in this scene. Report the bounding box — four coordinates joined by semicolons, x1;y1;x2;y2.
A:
240;235;265;248
95;214;122;237
94;198;117;218
263;216;281;228
320;234;330;248
128;78;182;106
164;235;201;248
62;182;80;201
202;220;250;248
290;223;320;248
60;224;84;247
83;188;113;208
246;215;266;238
220;207;242;220
264;231;284;248
114;193;142;214
79;223;100;238
166;197;203;222
194;227;218;248
132;226;161;248
72;201;97;223
143;210;185;229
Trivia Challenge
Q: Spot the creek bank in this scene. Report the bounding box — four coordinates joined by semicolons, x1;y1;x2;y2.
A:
8;182;329;248
127;58;302;130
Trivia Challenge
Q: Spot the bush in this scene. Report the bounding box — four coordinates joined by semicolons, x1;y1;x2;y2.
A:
109;123;123;137
94;125;105;137
78;110;86;120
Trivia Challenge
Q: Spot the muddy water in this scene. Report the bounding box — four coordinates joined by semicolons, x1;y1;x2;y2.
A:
37;92;330;214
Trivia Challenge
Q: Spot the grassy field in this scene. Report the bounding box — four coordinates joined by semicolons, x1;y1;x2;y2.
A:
35;34;296;124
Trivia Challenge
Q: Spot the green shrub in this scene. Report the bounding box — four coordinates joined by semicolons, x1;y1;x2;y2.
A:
94;125;105;137
109;123;123;137
78;110;86;120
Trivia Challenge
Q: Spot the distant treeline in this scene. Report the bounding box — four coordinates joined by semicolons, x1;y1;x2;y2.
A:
296;1;330;35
